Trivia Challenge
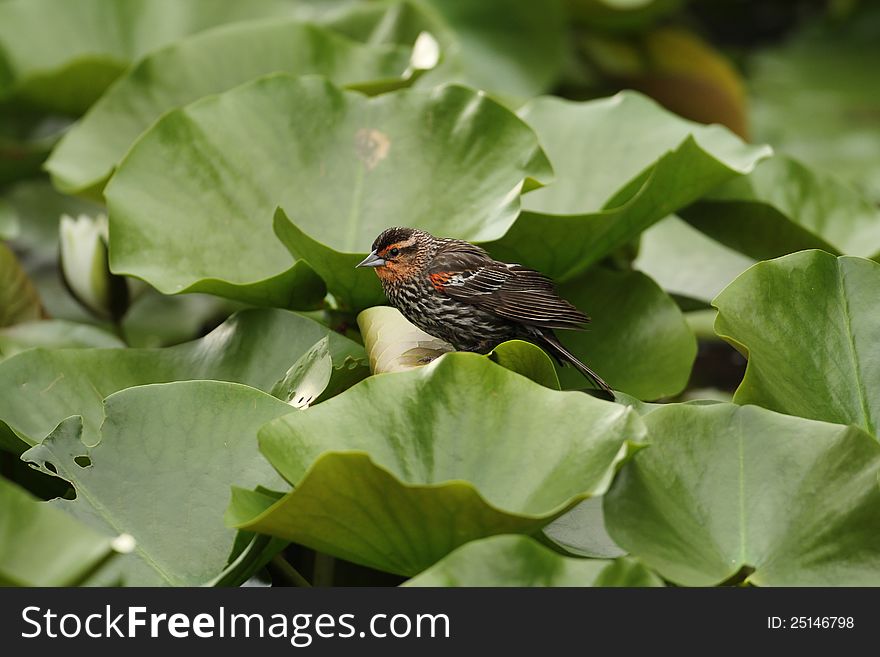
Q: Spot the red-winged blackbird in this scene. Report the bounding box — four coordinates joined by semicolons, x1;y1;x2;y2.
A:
357;227;614;397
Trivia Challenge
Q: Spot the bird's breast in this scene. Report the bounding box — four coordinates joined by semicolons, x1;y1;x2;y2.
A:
383;275;514;351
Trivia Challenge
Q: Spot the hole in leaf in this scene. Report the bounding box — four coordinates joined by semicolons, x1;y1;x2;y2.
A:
74;455;92;468
44;462;58;474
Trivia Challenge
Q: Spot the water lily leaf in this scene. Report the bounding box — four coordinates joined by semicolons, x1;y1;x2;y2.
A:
604;403;880;586
681;155;880;261
486;91;771;281
518;92;762;216
46;19;428;199
357;305;559;388
634;215;754;304
229;353;645;576
615;392;724;416
590;555;666;586
413;0;567;99
714;251;880;436
555;266;696;399
403;535;661;587
0;198;18;239
0;308;367;449
21;381;292;586
0;319;124;361
0;475;126;586
749;4;880;202
120;291;236;349
106;75;550;309
542;497;625;558
0;0;300;114
273;207;388;310
0;110;70;186
488;340;560;390
0;241;42;326
270;336;333;409
321;0;435;45
327;0;567;98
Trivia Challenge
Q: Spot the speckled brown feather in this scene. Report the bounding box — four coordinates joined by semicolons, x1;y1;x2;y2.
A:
426;240;590;330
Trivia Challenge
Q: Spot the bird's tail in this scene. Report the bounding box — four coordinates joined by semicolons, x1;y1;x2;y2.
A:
538;330;615;400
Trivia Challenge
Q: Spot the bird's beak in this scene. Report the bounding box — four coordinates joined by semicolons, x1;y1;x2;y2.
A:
356;250;386;268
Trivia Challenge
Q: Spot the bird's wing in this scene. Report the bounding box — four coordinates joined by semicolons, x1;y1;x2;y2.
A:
426;241;589;330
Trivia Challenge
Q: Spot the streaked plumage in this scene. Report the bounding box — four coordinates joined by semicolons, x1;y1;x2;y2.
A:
357;227;613;397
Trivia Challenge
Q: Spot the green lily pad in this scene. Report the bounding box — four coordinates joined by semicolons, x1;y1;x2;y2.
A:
486;92;771;281
0;0;300;114
0;319;124;361
749;5;880;202
0;308;366;449
413;0;566;99
714;251;880;436
604;403;880;586
270;336;333;409
21;381;293;586
681;155;880;261
120;290;237;348
0;241;42;327
320;0;434;45
542;497;625;559
0;110;70;186
0;199;18;239
324;0;567;99
0;475;126;586
488;340;560;390
105;75;550;309
403;535;661;586
229;353;645;576
614;392;724;416
46;19;429;199
555;266;696;399
634;215;755;304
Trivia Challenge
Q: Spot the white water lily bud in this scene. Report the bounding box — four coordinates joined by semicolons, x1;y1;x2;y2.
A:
357;306;453;374
59;213;129;320
404;31;441;77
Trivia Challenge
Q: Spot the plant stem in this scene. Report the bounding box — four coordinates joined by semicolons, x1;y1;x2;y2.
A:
312;552;336;587
270;555;311;587
685;309;721;341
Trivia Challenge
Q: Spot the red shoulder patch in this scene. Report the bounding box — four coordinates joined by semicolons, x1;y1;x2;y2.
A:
429;272;452;291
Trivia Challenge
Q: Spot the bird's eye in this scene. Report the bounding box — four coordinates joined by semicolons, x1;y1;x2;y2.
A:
389;247;400;257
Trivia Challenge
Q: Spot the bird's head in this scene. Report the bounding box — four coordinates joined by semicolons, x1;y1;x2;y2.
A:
356;227;432;282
